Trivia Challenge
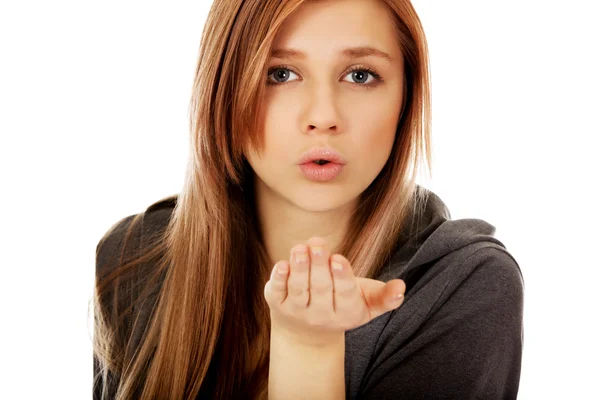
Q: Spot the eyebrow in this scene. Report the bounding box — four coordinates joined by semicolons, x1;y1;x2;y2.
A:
270;46;393;62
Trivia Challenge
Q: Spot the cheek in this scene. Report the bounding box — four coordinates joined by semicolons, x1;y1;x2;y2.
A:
262;97;296;153
346;104;400;190
355;102;399;154
252;99;295;172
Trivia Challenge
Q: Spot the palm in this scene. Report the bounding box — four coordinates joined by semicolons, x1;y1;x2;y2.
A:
265;237;406;343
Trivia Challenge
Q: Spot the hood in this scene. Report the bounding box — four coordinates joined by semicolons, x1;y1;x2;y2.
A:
377;186;513;285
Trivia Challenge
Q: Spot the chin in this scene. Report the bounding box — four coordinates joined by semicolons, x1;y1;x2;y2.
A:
289;192;349;213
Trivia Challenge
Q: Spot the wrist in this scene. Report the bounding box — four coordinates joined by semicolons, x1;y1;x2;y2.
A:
268;325;346;400
270;323;345;349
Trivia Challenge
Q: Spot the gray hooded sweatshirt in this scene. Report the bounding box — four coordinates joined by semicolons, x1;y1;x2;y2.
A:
94;186;524;399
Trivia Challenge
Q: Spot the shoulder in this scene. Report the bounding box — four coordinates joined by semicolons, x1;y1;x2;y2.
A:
140;194;178;240
411;243;525;359
453;244;524;299
145;194;177;213
427;241;524;315
456;245;525;331
95;195;178;277
96;194;177;245
354;245;525;398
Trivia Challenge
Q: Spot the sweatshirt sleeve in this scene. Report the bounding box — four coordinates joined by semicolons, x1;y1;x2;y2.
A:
359;248;525;400
93;214;138;400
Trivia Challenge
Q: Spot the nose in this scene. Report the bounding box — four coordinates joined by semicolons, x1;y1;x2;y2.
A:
301;84;342;136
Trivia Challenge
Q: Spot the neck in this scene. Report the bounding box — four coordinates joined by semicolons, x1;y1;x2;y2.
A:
254;180;357;268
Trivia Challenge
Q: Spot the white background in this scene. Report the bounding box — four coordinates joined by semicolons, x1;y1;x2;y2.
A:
1;1;598;398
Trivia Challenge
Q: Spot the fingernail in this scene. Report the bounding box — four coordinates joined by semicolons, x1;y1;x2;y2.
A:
331;261;343;271
277;263;289;275
311;246;323;256
295;251;308;263
393;293;404;301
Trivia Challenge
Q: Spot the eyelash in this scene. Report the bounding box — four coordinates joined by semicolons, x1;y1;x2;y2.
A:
266;64;383;89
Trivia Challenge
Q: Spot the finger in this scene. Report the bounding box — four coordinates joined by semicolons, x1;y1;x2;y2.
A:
329;255;360;313
306;237;334;311
287;244;310;307
267;261;290;305
362;278;406;319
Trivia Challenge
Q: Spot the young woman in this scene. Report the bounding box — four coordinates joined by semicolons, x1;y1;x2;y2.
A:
92;0;524;399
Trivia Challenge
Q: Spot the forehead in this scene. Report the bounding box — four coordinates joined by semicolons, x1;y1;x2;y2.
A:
272;0;401;61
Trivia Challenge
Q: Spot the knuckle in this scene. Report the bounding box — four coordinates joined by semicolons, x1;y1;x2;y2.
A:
288;285;307;297
311;283;333;296
270;276;285;286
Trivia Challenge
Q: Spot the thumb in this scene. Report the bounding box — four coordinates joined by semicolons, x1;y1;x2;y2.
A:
358;278;406;320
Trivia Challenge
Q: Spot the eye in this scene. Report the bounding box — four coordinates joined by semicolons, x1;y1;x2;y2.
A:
266;65;383;88
342;67;381;85
267;67;300;84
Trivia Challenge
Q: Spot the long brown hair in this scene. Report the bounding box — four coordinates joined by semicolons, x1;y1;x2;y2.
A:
92;0;433;398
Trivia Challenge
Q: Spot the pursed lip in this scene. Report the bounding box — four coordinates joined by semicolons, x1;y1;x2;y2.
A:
297;147;347;165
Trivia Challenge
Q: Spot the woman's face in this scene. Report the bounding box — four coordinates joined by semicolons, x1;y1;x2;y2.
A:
245;0;405;213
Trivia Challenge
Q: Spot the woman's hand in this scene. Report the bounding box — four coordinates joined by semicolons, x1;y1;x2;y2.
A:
264;237;406;347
